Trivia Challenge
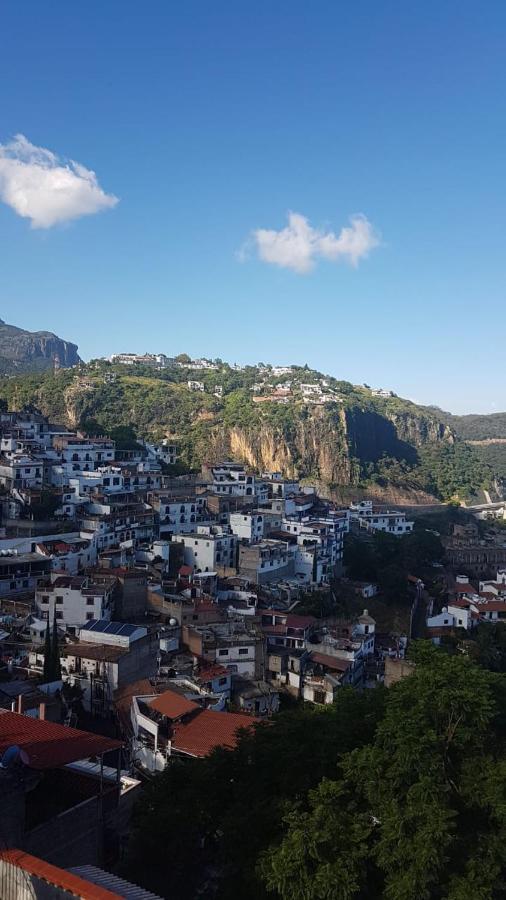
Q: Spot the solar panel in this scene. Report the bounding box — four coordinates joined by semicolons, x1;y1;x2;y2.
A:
107;622;124;635
81;619;97;631
90;620;109;633
118;624;137;636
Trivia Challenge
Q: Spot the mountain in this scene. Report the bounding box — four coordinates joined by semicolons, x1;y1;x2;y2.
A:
428;407;506;482
428;407;506;441
0;358;494;503
0;319;81;373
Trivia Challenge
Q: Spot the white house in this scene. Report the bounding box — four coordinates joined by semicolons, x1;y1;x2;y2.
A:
229;511;265;542
36;575;114;630
172;526;238;572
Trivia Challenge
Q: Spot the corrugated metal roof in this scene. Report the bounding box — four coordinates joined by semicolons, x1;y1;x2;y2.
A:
70;865;163;899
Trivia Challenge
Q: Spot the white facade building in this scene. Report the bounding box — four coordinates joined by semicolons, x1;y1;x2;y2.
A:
229;511;265;542
172;526;238;572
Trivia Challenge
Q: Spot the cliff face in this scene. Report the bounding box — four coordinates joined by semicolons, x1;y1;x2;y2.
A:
200;405;448;486
0;319;81;373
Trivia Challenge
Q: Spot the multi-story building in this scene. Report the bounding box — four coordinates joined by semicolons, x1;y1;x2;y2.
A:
182;620;264;678
151;494;209;536
60;618;158;714
0;549;51;599
238;539;293;583
172;526;238;573
35;575;115;630
350;500;414;536
229;510;265;542
205;462;255;497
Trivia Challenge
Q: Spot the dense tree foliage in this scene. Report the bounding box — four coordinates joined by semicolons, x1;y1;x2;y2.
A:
344;526;444;600
123;648;506;900
123;691;385;899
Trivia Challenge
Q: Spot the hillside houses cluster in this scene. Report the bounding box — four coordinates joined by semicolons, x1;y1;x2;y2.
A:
426;569;506;642
0;406;421;879
0;408;416;770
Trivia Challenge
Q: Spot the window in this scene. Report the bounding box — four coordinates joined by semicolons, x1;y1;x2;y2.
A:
41;595;49;604
86;597;95;605
218;649;229;656
55;611;63;619
313;690;326;705
218;677;228;686
86;612;94;620
444;619;449;625
238;648;248;655
55;596;63;605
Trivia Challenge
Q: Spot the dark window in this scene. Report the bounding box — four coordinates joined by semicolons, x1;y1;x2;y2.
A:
238;648;248;655
86;597;95;605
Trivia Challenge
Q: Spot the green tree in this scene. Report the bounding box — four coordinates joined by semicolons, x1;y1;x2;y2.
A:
261;645;506;900
123;690;385;899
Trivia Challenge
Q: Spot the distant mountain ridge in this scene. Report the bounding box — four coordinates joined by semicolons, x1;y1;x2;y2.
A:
428;407;506;442
0;318;81;373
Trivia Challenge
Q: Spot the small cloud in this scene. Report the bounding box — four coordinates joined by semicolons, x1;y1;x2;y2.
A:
241;211;380;274
0;133;118;228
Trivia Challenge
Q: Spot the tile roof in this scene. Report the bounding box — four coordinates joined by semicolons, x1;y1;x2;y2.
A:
310;652;352;672
479;600;506;612
0;850;120;899
0;711;121;769
63;643;127;662
171;709;259;758
149;688;200;720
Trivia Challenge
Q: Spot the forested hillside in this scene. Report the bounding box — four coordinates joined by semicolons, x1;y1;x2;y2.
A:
0;358;494;502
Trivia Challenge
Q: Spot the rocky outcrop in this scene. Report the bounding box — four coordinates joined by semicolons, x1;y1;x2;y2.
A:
0;319;81;373
199;405;448;487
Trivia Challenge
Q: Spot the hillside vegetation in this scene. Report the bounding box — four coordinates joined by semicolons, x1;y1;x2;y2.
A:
436;410;506;441
0;359;494;501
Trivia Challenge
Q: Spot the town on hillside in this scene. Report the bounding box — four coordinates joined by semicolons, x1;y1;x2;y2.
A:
1;404;506;888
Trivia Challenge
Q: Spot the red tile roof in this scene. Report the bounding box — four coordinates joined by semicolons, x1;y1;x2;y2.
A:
0;849;120;899
172;709;259;757
195;662;229;681
479;600;506;613
149;689;199;720
0;711;121;769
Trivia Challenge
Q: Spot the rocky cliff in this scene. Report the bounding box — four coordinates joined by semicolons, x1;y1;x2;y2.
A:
0;319;81;373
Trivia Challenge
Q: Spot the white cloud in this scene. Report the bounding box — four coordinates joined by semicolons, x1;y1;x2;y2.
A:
245;211;379;273
0;134;118;228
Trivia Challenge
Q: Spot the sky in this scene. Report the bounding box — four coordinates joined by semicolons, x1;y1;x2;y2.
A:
1;2;506;414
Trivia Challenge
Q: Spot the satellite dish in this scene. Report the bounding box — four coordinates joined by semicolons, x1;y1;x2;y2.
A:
0;745;21;768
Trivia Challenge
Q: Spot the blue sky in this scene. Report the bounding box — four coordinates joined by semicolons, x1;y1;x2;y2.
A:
1;1;505;414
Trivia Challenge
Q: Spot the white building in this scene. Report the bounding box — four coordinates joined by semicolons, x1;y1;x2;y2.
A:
36;575;114;630
172;526;238;572
187;381;205;392
209;462;255;497
350;500;414;536
156;496;209;536
229;511;265;542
